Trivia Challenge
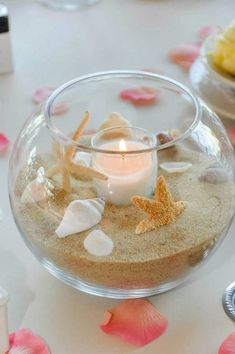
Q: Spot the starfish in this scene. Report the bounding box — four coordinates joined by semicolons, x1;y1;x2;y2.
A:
131;175;186;235
45;111;107;193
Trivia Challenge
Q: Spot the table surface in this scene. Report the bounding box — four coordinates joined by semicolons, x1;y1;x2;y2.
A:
1;1;235;353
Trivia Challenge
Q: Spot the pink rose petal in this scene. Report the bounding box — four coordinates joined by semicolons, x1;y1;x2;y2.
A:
0;133;10;153
9;328;50;354
169;44;200;70
100;299;168;347
120;87;160;106
218;333;235;354
51;103;69;116
32;87;55;104
227;128;235;145
199;25;219;41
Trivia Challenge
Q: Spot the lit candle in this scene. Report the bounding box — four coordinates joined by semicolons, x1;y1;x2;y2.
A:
92;128;157;205
0;287;9;354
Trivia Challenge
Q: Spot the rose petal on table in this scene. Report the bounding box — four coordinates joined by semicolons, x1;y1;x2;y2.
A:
9;328;50;354
218;333;235;354
169;44;200;69
32;87;55;104
0;133;10;153
198;25;219;41
120;87;160;106
100;299;168;347
51;103;69;116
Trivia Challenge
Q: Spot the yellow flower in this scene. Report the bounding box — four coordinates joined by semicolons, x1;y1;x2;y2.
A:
212;22;235;76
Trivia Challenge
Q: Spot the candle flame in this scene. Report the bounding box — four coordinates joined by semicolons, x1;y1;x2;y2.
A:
119;139;127;152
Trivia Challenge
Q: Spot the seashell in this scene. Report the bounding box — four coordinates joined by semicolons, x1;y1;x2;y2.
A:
199;167;228;184
120;87;160;106
73;151;91;167
100;299;168;347
99;112;130;131
21;178;54;204
218;333;235;354
157;133;173;145
160;162;192;173
55;198;105;238
84;229;114;256
0;133;10;153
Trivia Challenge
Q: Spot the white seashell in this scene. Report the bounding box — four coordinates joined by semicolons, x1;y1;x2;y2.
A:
73;151;91;167
160;162;192;173
99;112;130;131
84;229;114;256
21;178;54;204
55;198;105;238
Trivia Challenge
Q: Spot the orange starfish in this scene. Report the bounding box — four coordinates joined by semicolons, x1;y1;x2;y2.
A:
131;175;186;235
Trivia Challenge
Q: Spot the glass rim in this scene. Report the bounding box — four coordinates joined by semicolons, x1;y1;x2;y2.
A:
44;70;202;155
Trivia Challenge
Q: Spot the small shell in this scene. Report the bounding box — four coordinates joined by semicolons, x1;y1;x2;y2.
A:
218;333;235;354
199;168;228;184
21;178;54;204
120;87;160;106
160;162;192;173
84;229;113;256
99;112;130;131
55;198;105;238
100;299;168;347
157;133;173;145
73;151;91;167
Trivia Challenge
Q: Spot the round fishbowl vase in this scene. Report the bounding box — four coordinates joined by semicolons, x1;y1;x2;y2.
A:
9;71;235;298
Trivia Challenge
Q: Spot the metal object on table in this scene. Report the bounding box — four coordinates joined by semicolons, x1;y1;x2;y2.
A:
222;282;235;321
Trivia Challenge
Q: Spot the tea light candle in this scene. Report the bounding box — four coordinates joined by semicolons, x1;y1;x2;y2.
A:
0;287;9;353
92;135;157;205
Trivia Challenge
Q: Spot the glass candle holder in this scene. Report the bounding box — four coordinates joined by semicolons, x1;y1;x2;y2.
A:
91;127;157;205
8;71;235;298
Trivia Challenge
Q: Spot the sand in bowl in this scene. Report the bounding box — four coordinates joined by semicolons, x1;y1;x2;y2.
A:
13;141;234;290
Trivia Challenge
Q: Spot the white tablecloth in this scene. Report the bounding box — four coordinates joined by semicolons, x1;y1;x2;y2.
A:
1;1;235;353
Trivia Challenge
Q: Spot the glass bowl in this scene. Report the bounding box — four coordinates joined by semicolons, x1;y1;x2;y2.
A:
190;32;235;120
9;71;235;298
